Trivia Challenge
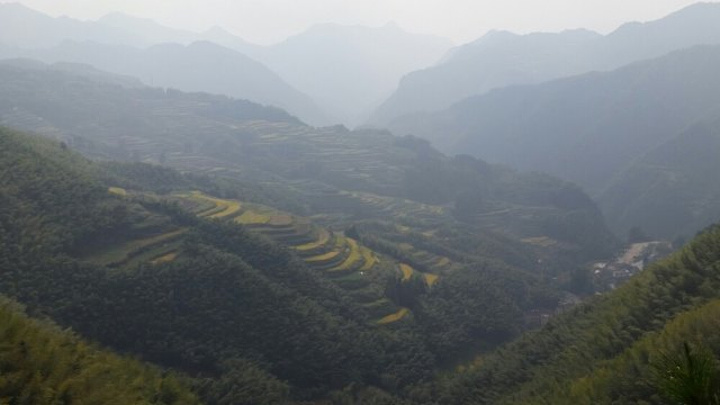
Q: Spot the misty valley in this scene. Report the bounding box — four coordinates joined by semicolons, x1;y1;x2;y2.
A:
1;2;720;404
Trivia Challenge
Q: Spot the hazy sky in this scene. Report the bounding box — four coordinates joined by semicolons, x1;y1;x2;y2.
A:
1;0;713;44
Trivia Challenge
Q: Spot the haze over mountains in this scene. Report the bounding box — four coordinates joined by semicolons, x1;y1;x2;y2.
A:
247;23;452;126
372;2;720;124
599;116;720;239
3;1;720;403
0;40;329;124
389;45;720;239
0;58;619;402
0;2;452;125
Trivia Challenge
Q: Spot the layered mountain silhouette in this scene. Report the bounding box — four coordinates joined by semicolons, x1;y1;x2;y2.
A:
95;15;453;126
388;45;720;238
246;23;452;126
0;3;452;126
0;40;328;124
371;2;720;124
0;2;143;48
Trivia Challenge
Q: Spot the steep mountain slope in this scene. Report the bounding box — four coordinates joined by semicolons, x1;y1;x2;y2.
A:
426;223;720;404
372;28;601;124
0;63;621;397
0;297;199;404
0;60;615;261
93;17;454;126
88;12;453;126
0;122;607;403
0;40;328;125
0;126;424;402
599;116;720;240
372;2;720;124
388;46;720;237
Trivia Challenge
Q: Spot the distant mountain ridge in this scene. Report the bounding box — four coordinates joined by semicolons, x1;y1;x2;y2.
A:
0;39;329;124
94;15;453;126
0;59;616;260
371;2;720;124
0;2;144;48
388;45;720;239
247;22;453;126
0;3;453;126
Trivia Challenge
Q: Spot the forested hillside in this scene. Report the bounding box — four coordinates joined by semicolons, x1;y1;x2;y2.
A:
0;3;720;405
0;60;616;262
389;45;720;190
388;45;720;239
0;126;415;402
0;297;199;404
423;223;720;404
0;40;328;125
4;2;720;405
599;117;720;240
0;52;626;400
0;124;606;402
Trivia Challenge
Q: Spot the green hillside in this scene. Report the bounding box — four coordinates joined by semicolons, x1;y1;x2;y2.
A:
599;117;720;240
3;16;720;405
0;60;616;263
0;127;410;401
426;224;720;404
2;5;720;405
0;297;199;405
0;63;628;402
0;126;581;402
388;45;720;240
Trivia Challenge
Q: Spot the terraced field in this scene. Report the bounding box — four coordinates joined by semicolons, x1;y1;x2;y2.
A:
84;228;187;267
235;211;270;225
378;308;410;325
398;263;441;288
171;191;409;324
340;191;447;221
295;228;331;253
108;187;127;197
400;264;414;281
302;189;453;230
423;273;440;287
150;250;180;265
185;191;243;219
358;247;378;272
94;189;446;324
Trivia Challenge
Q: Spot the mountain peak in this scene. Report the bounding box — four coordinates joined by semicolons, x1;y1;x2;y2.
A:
468;29;517;46
612;1;720;35
671;1;720;15
204;25;231;36
381;21;402;31
0;2;47;17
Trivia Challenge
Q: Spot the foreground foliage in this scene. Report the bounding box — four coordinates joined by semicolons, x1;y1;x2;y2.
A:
0;297;199;405
428;224;720;404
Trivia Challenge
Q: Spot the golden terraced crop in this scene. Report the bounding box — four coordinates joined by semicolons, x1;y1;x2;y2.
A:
378;308;409;325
